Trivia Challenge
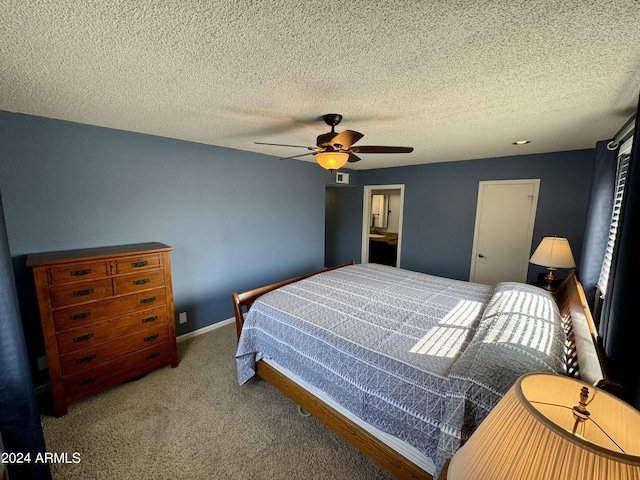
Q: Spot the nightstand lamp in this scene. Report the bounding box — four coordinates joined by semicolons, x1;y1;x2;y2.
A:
446;373;640;479
529;236;576;290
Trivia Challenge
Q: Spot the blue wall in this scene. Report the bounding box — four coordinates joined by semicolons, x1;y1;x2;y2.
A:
1;111;330;382
327;150;595;283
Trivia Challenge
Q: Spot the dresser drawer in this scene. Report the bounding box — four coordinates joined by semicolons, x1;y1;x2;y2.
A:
114;269;165;295
63;342;172;400
59;325;170;377
56;306;168;354
48;261;109;285
49;278;114;308
114;254;162;274
53;288;167;331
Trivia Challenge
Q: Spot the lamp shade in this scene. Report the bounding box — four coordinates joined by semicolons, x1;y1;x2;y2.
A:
315;151;349;171
448;373;640;479
530;236;576;268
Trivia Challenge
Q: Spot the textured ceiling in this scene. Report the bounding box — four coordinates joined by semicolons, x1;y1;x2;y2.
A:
2;1;640;169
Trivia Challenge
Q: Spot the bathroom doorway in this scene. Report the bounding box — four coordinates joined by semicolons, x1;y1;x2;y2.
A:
361;184;404;267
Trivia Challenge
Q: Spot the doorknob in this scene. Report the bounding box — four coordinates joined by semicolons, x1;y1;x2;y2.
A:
478;253;487;258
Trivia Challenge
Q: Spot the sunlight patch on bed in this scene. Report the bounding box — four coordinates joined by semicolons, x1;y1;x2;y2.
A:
440;300;483;326
485;290;553;320
409;326;467;357
484;317;555;354
483;291;556;355
409;300;483;357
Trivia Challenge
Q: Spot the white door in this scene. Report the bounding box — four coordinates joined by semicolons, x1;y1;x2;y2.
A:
470;179;540;285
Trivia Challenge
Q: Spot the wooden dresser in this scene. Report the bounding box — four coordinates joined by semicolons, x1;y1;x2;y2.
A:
27;242;178;416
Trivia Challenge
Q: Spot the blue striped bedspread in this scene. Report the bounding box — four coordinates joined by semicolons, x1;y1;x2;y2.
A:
236;263;565;471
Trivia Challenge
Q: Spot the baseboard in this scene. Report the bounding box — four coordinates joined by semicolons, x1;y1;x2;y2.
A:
176;317;235;343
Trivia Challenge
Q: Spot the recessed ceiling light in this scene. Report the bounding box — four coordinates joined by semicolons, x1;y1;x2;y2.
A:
512;140;531;145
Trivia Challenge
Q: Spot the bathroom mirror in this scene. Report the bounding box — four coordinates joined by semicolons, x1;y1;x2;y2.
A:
371;194;390;228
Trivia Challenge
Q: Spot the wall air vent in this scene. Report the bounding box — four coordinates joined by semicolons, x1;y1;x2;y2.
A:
335;172;349;184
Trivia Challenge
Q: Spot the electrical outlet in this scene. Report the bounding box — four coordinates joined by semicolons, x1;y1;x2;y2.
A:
179;312;188;324
37;355;48;371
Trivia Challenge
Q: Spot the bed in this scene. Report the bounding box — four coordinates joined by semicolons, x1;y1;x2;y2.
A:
233;262;616;479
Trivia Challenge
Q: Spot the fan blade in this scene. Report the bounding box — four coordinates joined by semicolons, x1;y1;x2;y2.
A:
316;132;338;146
329;130;364;149
348;153;361;163
280;152;316;160
353;146;413;154
255;141;312;149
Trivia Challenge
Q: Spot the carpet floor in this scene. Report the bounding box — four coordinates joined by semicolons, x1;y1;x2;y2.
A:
38;323;393;479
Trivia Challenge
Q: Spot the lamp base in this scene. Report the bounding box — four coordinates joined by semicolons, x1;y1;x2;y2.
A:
542;267;557;291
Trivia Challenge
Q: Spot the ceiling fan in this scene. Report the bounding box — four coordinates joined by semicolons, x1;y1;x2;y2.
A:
255;113;414;171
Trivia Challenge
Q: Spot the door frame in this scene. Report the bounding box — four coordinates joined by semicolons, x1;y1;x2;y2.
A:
469;179;540;283
361;184;405;267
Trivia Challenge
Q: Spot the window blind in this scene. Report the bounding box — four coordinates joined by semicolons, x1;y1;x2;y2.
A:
596;143;632;297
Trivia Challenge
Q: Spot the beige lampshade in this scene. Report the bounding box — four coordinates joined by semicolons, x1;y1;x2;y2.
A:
530;236;576;268
315;151;349;171
447;373;640;479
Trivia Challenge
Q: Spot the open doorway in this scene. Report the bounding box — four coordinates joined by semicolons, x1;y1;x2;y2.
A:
361;184;405;267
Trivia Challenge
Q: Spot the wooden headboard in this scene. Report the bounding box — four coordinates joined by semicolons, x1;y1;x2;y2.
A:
554;270;623;397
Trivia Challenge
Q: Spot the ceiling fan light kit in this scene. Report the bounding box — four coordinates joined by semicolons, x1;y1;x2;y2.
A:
255;113;414;171
315;151;349;171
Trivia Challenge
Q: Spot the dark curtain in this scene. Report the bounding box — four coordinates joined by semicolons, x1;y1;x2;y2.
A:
578;140;617;309
599;97;640;409
0;192;51;480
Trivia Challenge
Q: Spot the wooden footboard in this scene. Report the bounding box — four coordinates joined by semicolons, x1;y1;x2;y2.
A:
232;265;614;480
232;261;355;340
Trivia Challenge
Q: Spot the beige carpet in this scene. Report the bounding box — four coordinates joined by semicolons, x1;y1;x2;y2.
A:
39;323;393;479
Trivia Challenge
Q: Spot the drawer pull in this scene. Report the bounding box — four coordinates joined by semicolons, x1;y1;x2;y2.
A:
140;296;156;304
70;312;91;321
131;261;148;268
76;354;96;364
73;333;94;343
79;375;99;386
144;333;160;342
145;352;161;360
73;288;94;297
141;315;158;323
133;278;150;285
70;269;91;277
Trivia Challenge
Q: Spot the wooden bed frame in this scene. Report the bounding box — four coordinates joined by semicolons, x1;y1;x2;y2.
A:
232;264;617;480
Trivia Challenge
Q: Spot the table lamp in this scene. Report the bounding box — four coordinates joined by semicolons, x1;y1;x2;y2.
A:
447;373;640;479
529;236;576;290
